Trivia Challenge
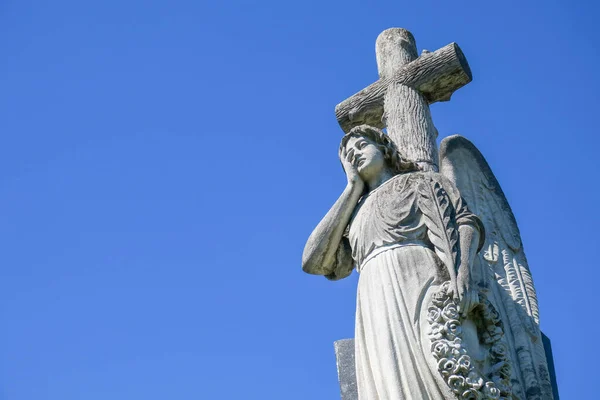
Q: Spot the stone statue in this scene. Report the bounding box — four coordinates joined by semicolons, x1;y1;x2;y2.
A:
302;28;554;400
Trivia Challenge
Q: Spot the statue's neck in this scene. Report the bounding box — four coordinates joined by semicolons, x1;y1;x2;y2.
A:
366;168;396;193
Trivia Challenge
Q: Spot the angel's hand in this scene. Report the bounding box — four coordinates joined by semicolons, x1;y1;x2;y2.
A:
340;147;364;189
456;266;479;315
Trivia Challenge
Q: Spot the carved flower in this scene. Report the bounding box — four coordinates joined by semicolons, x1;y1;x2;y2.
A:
451;337;463;348
442;302;460;320
453;355;472;374
427;306;443;324
483;382;501;399
432;290;450;307
448;375;466;394
448;337;463;357
486;325;503;342
428;322;444;340
444;319;462;339
461;388;482;400
466;371;483;390
482;303;500;322
491;342;508;359
428;281;513;400
438;358;456;377
492;376;510;395
431;340;452;359
489;305;500;321
486;324;502;335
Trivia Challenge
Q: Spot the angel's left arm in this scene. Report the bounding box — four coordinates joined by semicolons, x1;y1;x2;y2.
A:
440;176;485;295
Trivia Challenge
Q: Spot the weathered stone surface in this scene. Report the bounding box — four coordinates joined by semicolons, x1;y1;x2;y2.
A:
333;339;357;400
305;125;487;399
335;335;560;400
303;27;557;400
335;28;472;171
335;42;471;131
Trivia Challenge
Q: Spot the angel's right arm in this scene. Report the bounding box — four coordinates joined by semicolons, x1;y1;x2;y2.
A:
301;181;362;280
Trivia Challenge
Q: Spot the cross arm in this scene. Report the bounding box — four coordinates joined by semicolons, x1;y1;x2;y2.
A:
335;42;472;133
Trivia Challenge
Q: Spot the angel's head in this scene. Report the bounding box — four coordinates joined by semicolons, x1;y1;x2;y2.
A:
339;125;418;181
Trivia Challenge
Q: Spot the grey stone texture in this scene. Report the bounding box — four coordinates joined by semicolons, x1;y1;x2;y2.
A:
334;339;358;400
303;27;557;400
334;335;560;400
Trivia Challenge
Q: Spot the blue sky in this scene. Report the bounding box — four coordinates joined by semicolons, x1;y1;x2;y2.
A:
1;1;598;398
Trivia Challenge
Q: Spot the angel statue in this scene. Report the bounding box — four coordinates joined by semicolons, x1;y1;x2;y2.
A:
302;125;554;399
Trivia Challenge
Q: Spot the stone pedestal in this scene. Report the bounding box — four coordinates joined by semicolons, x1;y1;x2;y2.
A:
333;339;357;400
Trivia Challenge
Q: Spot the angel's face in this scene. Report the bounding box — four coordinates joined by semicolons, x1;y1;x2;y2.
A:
344;135;386;181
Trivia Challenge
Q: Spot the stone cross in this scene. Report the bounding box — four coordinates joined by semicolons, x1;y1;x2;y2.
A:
335;28;472;172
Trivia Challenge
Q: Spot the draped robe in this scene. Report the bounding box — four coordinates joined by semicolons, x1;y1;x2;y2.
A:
346;171;483;399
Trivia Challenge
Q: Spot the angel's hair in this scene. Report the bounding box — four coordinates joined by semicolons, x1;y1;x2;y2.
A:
340;125;419;174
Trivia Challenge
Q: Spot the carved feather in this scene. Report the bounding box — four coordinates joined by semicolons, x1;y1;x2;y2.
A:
417;175;460;284
517;252;540;325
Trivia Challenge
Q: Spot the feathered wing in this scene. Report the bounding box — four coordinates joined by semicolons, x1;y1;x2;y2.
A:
439;135;553;400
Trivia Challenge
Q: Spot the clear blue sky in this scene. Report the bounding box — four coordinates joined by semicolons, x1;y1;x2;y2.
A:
1;1;597;399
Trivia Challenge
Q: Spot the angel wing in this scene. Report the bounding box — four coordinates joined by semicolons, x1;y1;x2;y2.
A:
439;135;554;400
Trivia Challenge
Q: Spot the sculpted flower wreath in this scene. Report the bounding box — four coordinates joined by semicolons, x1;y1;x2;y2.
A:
427;281;512;400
